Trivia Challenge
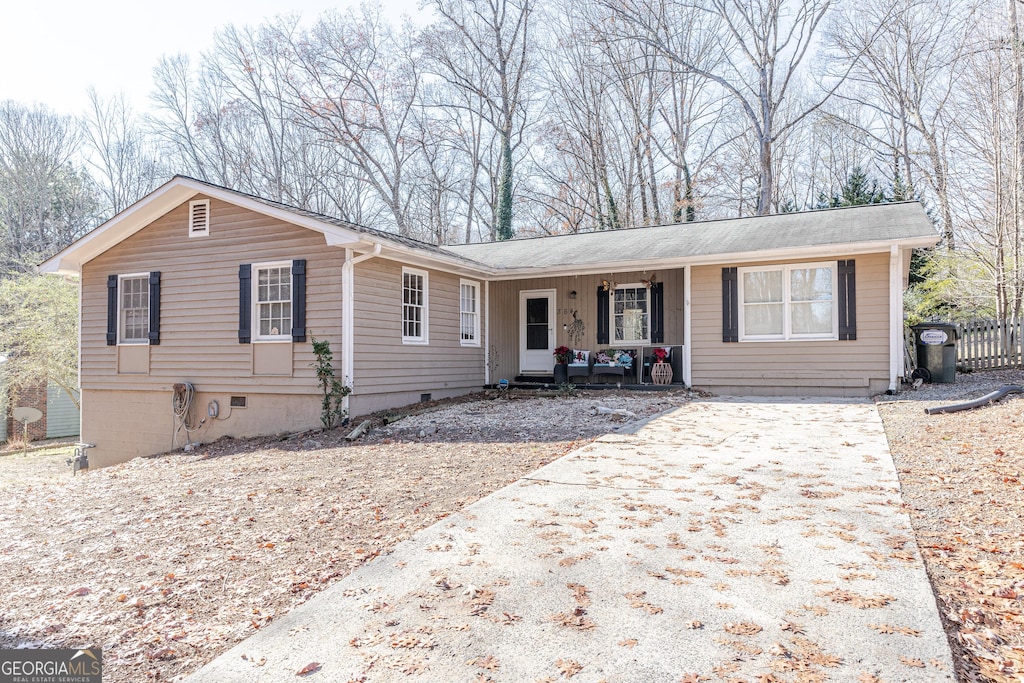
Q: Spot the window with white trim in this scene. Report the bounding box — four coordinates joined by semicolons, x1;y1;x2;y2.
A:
402;268;428;343
189;199;210;237
254;262;292;341
119;274;150;344
613;285;649;344
459;279;480;346
739;262;837;341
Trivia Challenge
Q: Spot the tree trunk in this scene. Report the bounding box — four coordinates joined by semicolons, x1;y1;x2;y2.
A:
1010;0;1024;316
496;130;514;240
757;134;773;216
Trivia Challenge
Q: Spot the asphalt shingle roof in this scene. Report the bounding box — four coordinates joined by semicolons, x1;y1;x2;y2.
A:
442;202;937;269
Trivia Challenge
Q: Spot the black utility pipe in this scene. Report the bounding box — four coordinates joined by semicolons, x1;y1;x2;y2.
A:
925;385;1024;415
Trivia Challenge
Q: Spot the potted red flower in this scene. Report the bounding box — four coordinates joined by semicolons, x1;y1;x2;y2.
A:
651;347;672;384
553;345;571;364
553;345;571;384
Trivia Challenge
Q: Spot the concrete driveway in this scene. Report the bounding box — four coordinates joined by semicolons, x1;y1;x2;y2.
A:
188;398;954;682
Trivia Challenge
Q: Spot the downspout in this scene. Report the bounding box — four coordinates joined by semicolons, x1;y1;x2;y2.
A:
888;245;903;393
683;265;692;387
77;272;83;407
341;243;382;416
484;280;490;386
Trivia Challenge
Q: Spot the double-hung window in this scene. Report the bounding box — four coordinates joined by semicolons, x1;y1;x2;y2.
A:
402;268;428;343
613;285;649;344
254;263;292;341
119;274;150;344
459;279;480;346
739;262;837;340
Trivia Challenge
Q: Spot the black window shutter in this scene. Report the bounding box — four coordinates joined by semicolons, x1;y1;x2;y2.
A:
148;272;161;345
106;275;118;346
650;282;664;344
838;259;857;341
596;286;610;345
238;264;251;344
722;267;738;343
291;259;307;342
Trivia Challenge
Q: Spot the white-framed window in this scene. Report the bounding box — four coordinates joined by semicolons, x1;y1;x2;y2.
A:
459;279;480;346
739;262;837;341
613;284;650;344
189;199;210;238
119;274;150;344
253;262;292;341
402;268;428;343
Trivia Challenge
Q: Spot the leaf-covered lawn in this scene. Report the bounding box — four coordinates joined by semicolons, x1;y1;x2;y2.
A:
879;385;1024;683
0;391;677;682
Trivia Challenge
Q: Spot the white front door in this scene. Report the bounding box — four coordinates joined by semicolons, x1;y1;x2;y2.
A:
519;289;556;374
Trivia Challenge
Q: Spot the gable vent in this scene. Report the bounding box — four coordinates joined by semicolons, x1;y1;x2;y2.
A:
189;199;210;237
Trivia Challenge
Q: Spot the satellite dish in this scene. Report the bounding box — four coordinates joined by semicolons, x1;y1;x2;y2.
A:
12;407;43;424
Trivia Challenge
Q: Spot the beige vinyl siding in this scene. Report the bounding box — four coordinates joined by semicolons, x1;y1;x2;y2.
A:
352;258;486;395
79;198;492;466
690;252;890;396
488;269;684;379
81;197;344;394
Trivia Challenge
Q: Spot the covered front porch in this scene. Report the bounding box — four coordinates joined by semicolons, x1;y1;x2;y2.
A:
485;268;689;387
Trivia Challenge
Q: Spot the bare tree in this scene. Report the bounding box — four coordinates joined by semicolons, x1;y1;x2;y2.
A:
419;76;495;242
286;8;424;236
149;53;235;186
534;4;622;231
427;0;533;240
83;88;164;215
0;102;100;275
948;3;1024;319
827;0;974;247
606;0;848;215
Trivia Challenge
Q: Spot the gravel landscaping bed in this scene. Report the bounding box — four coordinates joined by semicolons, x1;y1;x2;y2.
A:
876;369;1024;683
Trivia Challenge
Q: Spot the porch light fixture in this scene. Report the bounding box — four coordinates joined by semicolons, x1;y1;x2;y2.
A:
569;290;577;299
602;279;617;291
641;273;658;288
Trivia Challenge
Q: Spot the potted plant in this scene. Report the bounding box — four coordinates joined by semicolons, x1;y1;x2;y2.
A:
651;347;672;384
553;345;570;384
553;345;571;364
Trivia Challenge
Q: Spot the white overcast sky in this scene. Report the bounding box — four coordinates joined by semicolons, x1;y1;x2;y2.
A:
0;0;428;117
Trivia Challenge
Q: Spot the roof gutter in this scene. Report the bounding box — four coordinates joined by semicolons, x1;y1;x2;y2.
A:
478;236;940;281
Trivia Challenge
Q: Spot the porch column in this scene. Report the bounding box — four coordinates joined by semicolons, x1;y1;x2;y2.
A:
683;265;692;386
888;245;904;392
484;280;490;386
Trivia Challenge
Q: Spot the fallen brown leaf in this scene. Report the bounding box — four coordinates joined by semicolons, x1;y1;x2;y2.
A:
295;661;321;676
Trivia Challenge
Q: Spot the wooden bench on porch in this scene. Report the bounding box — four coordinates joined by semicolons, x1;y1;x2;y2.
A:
566;349;637;383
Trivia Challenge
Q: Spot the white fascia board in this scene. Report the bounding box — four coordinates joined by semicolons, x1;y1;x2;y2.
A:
39;177;364;275
482;237;941;281
40;179;196;274
371;247;493;279
174;179;364;247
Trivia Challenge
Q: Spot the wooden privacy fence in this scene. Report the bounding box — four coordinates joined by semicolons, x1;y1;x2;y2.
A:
955;318;1024;370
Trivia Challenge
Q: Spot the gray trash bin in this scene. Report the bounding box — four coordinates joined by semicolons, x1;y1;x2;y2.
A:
911;322;958;383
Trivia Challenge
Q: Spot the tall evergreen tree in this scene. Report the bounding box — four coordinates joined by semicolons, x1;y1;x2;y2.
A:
816;166;889;208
